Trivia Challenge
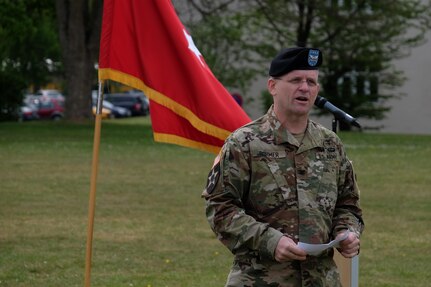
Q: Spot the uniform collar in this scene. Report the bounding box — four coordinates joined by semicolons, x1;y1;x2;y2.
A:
266;105;324;151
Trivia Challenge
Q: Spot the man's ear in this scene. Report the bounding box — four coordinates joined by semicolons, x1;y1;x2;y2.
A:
267;78;277;96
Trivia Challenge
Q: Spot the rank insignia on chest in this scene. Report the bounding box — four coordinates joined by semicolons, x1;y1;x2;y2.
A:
323;140;338;160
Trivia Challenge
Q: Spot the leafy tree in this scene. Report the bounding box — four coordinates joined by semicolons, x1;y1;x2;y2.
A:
0;71;26;121
176;0;431;130
0;0;61;120
55;0;103;121
173;1;261;97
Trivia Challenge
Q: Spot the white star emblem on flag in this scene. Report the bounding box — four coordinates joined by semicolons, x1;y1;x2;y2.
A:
183;29;204;66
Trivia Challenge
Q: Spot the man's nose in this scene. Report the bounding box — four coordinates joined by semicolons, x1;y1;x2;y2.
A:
298;80;310;90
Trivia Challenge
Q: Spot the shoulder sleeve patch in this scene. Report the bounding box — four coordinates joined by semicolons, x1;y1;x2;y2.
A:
204;161;220;195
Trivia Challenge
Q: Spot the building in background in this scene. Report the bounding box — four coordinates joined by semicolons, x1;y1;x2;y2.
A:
361;29;431;134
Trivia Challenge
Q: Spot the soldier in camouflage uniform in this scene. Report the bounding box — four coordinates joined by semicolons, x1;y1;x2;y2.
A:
202;47;364;287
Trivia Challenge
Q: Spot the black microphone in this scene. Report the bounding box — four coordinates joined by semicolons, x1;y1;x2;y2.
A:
314;96;361;128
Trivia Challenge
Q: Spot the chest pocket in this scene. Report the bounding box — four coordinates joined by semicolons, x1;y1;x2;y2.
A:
310;148;340;215
248;150;294;216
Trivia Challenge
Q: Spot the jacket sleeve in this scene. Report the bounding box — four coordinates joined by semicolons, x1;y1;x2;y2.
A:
203;136;283;259
331;145;364;239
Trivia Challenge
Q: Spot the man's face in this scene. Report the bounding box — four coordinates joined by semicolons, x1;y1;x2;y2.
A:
268;70;320;118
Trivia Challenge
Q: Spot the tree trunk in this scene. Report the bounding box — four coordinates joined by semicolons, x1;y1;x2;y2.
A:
55;0;103;122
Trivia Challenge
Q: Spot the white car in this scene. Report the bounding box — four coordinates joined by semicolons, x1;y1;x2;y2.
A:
35;89;65;102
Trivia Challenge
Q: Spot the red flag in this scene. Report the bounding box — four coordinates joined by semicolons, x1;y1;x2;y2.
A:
98;0;251;153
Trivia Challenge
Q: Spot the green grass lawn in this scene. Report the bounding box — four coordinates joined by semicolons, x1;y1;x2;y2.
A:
0;118;430;287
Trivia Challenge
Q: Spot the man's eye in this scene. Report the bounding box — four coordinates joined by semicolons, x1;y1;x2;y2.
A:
289;79;302;84
307;80;317;86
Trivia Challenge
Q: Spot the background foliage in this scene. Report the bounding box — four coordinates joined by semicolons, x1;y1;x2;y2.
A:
177;0;431;129
0;0;60;120
1;0;431;124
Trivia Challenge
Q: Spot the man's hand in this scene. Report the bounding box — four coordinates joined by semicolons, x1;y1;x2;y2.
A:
274;236;307;262
337;231;360;258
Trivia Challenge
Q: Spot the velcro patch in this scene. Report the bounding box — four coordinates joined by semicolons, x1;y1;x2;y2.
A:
254;150;286;158
205;161;220;195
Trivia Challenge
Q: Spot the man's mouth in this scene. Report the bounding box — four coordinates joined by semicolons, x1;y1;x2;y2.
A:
295;96;309;102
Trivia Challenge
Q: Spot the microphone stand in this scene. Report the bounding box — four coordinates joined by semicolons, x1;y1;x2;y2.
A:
332;116;338;134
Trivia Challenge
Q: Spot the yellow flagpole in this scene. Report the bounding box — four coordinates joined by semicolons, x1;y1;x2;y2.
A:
84;81;104;287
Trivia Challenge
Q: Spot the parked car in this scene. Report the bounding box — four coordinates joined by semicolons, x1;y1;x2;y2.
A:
125;89;150;110
104;100;131;118
104;92;149;116
18;103;39;121
92;105;112;119
35;89;65;103
92;91;132;118
23;94;39;106
36;98;64;120
92;100;131;118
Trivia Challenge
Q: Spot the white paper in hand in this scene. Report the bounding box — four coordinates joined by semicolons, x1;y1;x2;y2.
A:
298;231;349;256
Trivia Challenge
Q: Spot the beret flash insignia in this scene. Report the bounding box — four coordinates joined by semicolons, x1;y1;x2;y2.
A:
308;49;320;66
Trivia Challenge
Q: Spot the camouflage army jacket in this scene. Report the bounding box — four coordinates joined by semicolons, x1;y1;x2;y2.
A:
203;106;364;287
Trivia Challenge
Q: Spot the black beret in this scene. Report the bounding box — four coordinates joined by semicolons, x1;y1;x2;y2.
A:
268;47;322;77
